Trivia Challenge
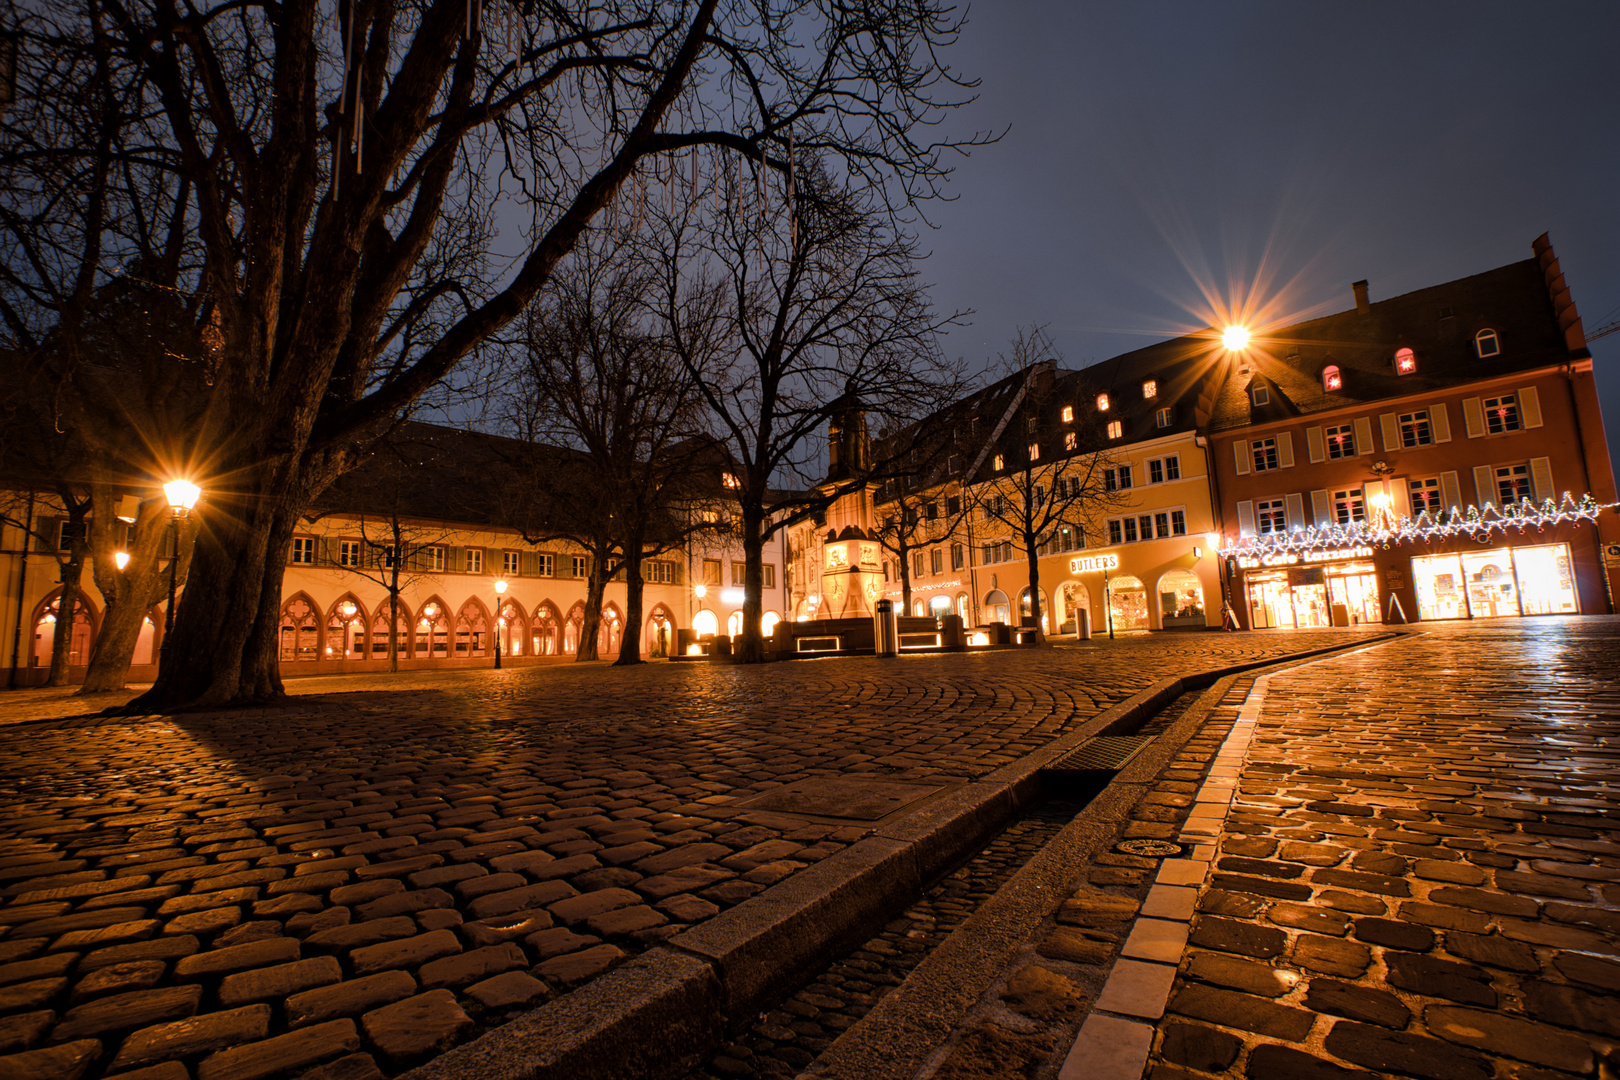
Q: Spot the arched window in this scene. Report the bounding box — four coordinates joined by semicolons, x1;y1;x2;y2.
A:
1475;329;1500;358
692;609;719;638
1321;365;1342;392
1394;347;1417;374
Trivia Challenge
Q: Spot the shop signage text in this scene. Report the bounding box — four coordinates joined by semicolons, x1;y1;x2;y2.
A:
1236;545;1375;570
1070;553;1120;573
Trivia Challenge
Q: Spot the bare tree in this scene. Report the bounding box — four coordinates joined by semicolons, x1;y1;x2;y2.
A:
4;0;990;710
655;161;967;661
972;330;1127;640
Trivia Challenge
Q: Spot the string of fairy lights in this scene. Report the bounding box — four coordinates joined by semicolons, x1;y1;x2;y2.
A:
1216;492;1617;557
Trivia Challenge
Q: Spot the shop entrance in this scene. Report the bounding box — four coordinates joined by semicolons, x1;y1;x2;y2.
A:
1326;571;1381;625
1246;561;1379;628
1410;543;1576;620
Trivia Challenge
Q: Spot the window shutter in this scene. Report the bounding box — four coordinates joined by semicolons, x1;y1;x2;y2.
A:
1462;397;1485;438
1440;471;1462;513
1379;413;1400;452
1430;403;1451;443
1277;432;1295;469
1388;477;1411;518
1306;426;1325;463
522;552;540;576
1518;386;1543;429
1233;441;1250;475
1311;489;1331;525
1529;457;1554;502
1354;417;1374;456
449;546;465;572
321;537;340;566
1285;493;1305;530
1473;466;1496;507
1362;482;1385;517
1236;500;1256;536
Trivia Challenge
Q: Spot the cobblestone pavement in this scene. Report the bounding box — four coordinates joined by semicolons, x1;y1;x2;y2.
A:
1144;617;1620;1080
0;631;1378;1080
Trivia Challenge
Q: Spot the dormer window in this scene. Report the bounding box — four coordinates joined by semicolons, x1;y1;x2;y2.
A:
1096;393;1110;412
1061;405;1074;423
1322;365;1342;392
1251;386;1270;406
722;472;740;489
993;453;1004;471
1106;420;1122;439
1475;329;1500;358
1395;348;1417;375
1142;380;1158;399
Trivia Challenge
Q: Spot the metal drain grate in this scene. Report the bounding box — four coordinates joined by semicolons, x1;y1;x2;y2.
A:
1046;734;1154;774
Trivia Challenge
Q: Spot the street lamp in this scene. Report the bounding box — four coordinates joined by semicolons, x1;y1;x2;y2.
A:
340;600;357;659
114;551;130;570
493;579;507;668
160;479;201;666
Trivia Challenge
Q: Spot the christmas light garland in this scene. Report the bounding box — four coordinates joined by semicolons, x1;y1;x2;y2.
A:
1217;492;1616;558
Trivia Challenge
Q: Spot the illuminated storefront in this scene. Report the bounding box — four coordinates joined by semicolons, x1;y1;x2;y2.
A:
1240;546;1382;628
1410;543;1576;620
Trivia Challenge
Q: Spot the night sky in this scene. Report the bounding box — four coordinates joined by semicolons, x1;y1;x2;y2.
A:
921;4;1620;478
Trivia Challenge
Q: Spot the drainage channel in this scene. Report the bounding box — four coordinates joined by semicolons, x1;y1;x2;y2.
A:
678;688;1206;1080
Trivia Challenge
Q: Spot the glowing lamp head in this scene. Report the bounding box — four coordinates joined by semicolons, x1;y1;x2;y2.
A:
693;584;707;599
1222;326;1250;351
494;579;507;595
114;551;130;570
340;601;356;617
1205;533;1222;551
164;479;201;511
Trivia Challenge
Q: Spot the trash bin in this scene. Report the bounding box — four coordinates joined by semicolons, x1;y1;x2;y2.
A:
1078;609;1091;640
873;599;898;656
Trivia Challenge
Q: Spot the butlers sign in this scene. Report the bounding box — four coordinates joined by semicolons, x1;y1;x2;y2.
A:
1069;553;1121;573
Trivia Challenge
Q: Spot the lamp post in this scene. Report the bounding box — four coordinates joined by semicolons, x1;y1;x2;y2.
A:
160;479;202;667
340;600;357;659
493;579;507;668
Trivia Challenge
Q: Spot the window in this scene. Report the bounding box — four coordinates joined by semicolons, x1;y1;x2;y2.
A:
946;495;961;517
702;559;722;585
1028;442;1041;461
1104;466;1132;491
465;548;484;574
339;540;363;568
1026;416;1038;434
984;494;1005;516
732;561;747;585
1108;519;1123;545
1148;459;1163;485
57;521;85;551
502;550;520;576
290;537;316;565
947;455;961;474
1139;514;1154;540
1257;499;1287;534
1484;394;1521;434
423;546;446;572
993;454;1004;471
1055;526;1080;552
945;543;961;570
722;472;739;489
1033;486;1046;506
1096;393;1110;411
382;546;397;569
1322;366;1342;392
646;560;676;584
913;552;926;578
1123;518;1139;543
1061;406;1074;423
762;564;775;589
1395;348;1417;374
571;555;588;579
1327;424;1356;458
1409;477;1443;516
925;501;939;520
931;548;943;574
1146;456;1179;484
1495;463;1531;504
1252;386;1270;406
1106;420;1123;440
1399;411;1432;447
1475;329;1500;358
1332;489;1366;525
537;552;554;576
1154;512;1169;539
1252;438;1279;471
1155;407;1173;428
1064;431;1077;451
1143;379;1158;399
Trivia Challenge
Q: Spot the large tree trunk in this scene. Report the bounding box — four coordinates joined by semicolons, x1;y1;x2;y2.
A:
46;553;86;686
80;486;191;694
736;503;767;663
1024;534;1046;644
615;533;646;666
387;519;403;673
575;545;610;661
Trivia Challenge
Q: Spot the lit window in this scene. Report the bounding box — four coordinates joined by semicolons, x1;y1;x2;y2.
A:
1495;463;1531;504
1028;442;1040;461
290;537;315;565
1061;405;1074;423
722;472;740;489
703;559;721;584
1155;407;1172;428
1475;329;1500;358
1252;386;1270;406
1096;393;1110;412
993;453;1004;471
1327;424;1355;458
1322;366;1342;392
1257;499;1286;534
1484;394;1520;434
1409;477;1443;516
466;548;483;574
1251;438;1279;471
1106;420;1122;439
1332;488;1367;525
1064;431;1077;450
1399;411;1432;447
1395;348;1417;374
1143;380;1157;399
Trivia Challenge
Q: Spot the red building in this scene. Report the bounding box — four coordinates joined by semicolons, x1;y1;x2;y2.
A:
1208;235;1618;628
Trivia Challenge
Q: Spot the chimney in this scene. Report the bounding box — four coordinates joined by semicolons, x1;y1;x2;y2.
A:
1352;280;1370;315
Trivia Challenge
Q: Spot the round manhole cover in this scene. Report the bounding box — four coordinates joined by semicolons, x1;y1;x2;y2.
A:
1116;839;1184;858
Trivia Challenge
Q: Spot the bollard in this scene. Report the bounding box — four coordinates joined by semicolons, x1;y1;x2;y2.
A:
873;599;898;656
1078;608;1091;640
